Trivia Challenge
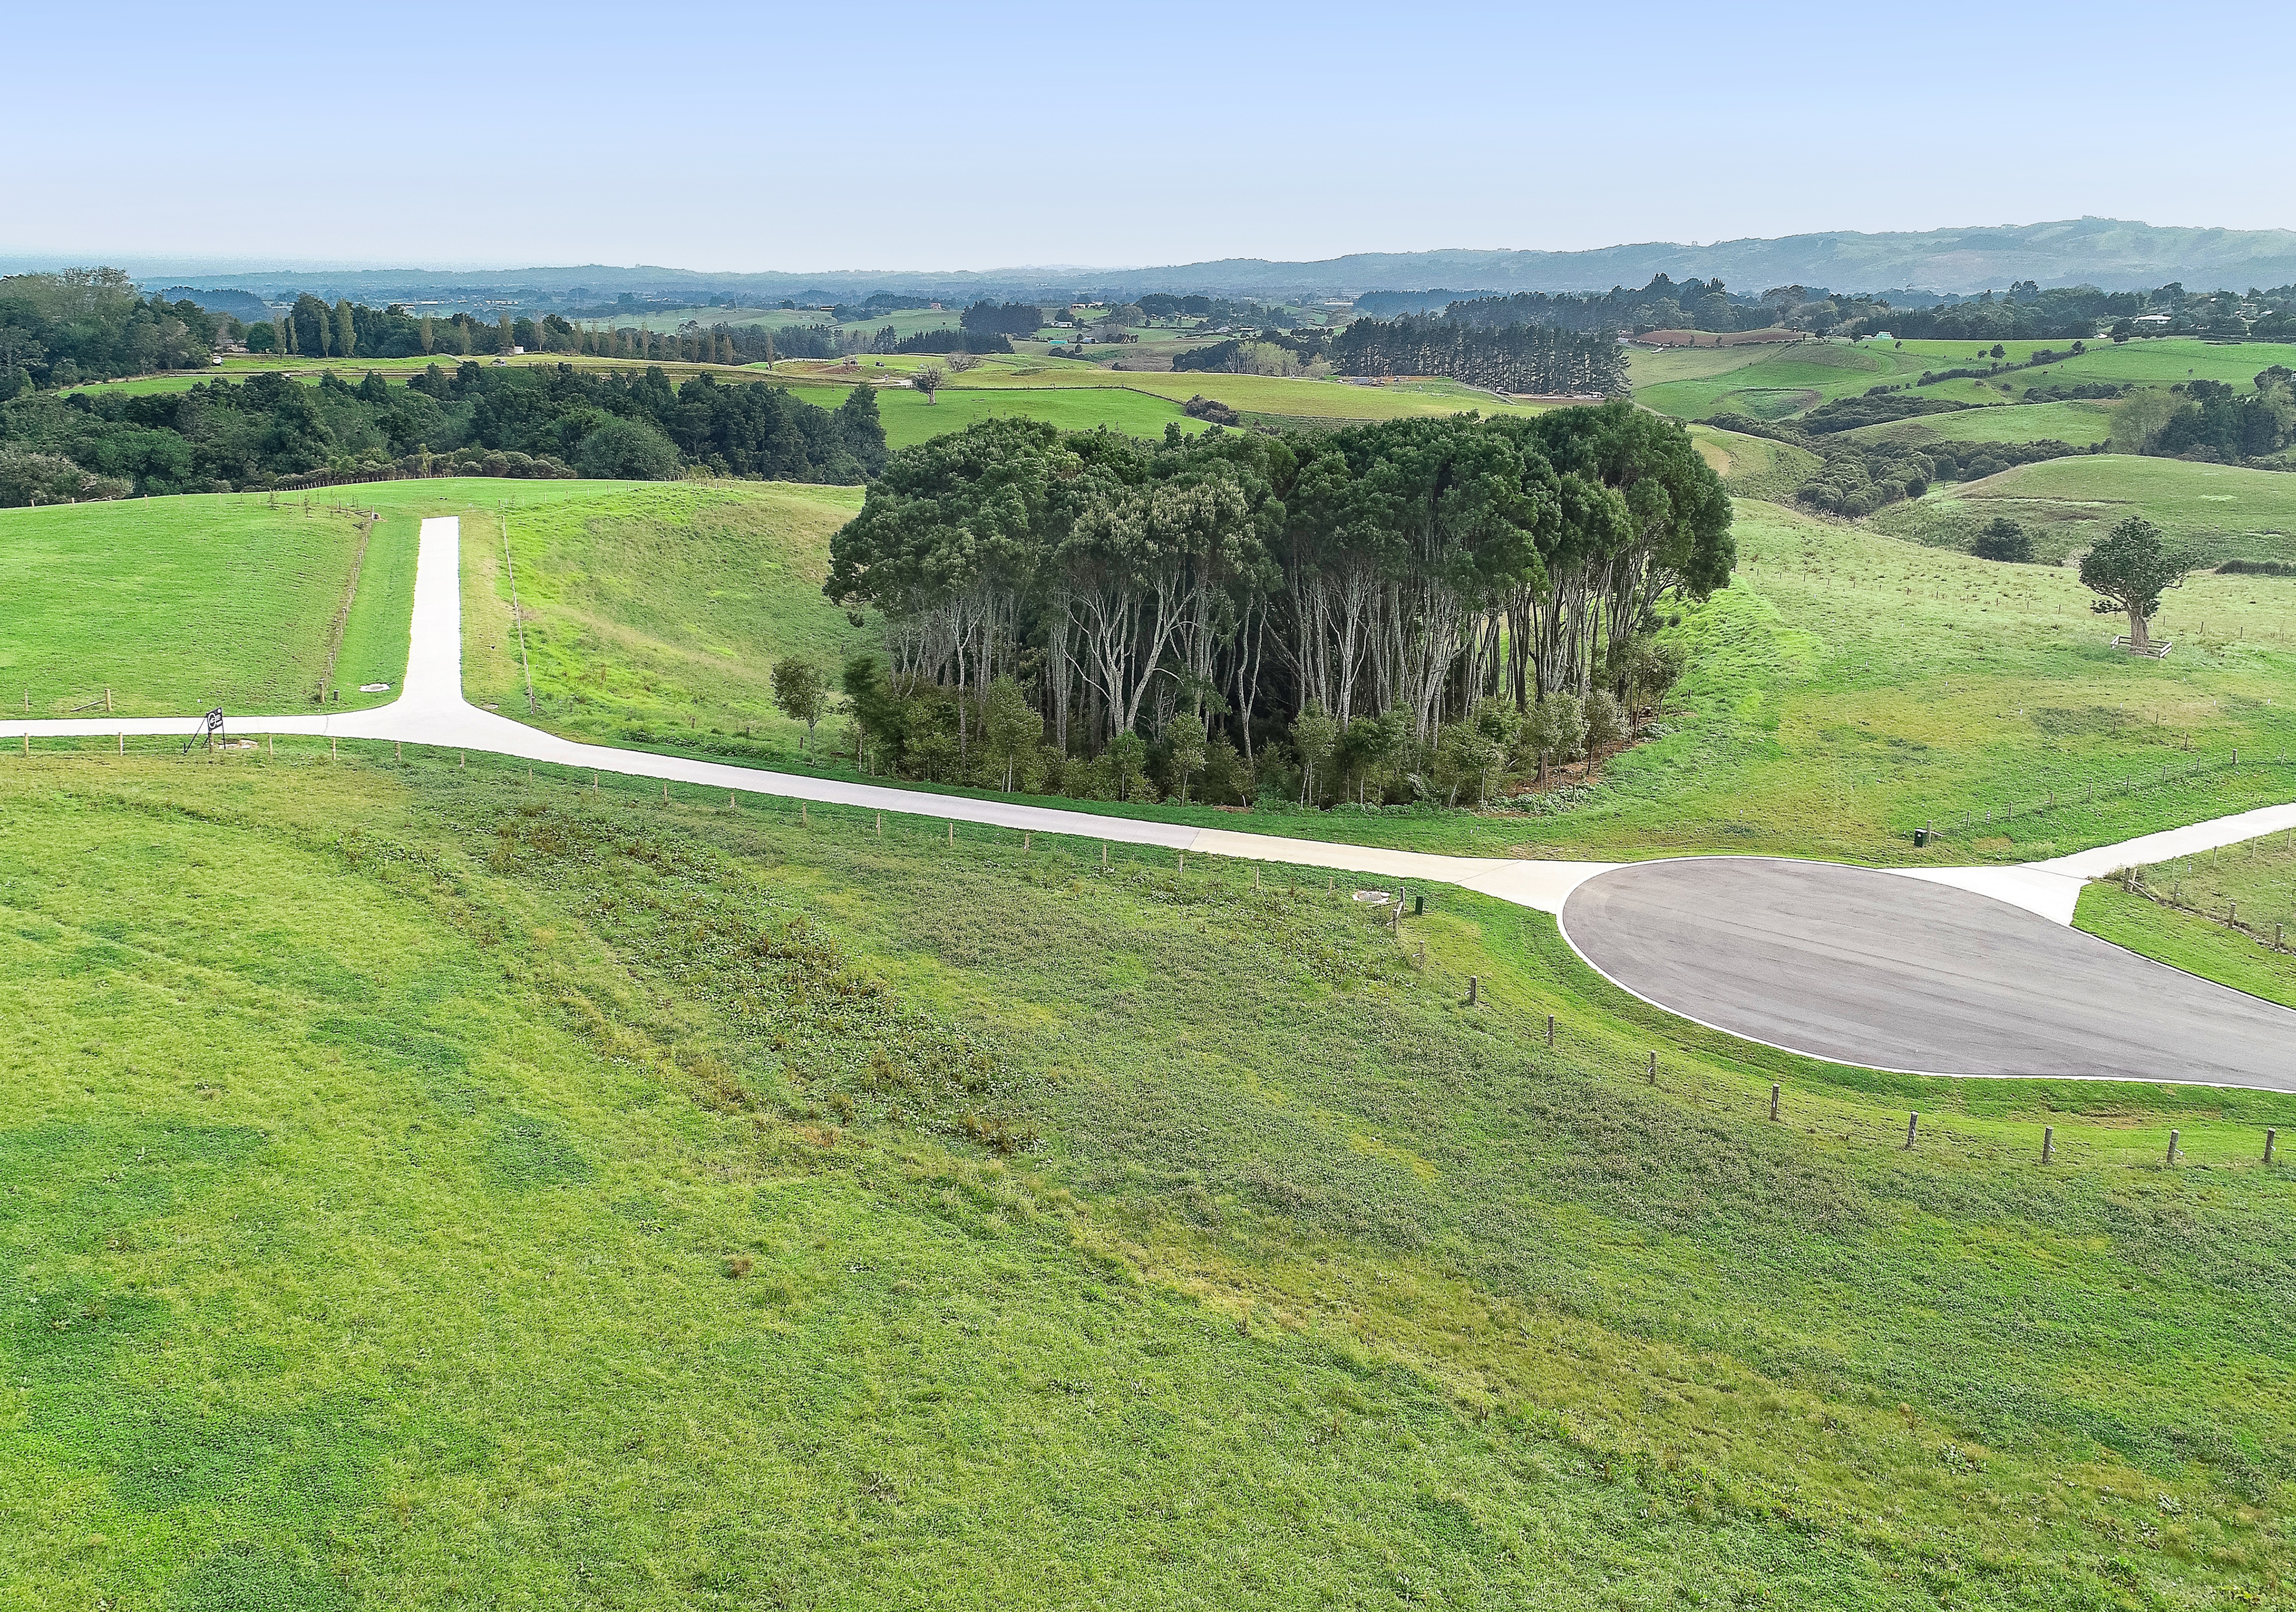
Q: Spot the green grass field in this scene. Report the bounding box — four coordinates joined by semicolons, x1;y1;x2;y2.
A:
456;480;872;749
5;746;2295;1607
1846;398;2120;450
782;382;1208;448
0;494;415;716
1874;454;2296;566
1630;340;1931;421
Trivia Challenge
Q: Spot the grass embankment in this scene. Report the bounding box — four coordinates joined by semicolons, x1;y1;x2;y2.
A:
0;494;415;716
2073;827;2296;1009
5;746;2294;1607
1875;454;2296;566
458;481;871;748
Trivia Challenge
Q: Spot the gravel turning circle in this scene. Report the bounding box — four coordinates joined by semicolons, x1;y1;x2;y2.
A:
1560;857;2296;1088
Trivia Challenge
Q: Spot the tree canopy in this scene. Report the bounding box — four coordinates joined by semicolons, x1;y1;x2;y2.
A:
2080;516;2190;652
826;405;1729;790
0;362;886;500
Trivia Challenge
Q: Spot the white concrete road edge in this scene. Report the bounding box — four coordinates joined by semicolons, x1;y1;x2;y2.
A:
8;516;2295;929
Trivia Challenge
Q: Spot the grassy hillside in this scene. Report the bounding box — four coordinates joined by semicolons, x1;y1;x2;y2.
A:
1873;454;2296;566
1627;340;1920;420
456;481;872;748
0;494;415;716
1630;335;2296;428
1845;398;2119;450
18;484;2296;872
781;359;1553;425
5;746;2295;1607
783;382;1206;448
2072;827;2296;1009
1688;423;1822;499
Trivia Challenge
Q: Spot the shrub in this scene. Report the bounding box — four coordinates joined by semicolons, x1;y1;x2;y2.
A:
0;446;131;507
1970;517;2033;563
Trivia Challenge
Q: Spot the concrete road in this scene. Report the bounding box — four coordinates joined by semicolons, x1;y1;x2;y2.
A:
1561;857;2296;1088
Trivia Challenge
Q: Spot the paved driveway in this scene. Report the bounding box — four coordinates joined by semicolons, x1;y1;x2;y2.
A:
1561;857;2296;1087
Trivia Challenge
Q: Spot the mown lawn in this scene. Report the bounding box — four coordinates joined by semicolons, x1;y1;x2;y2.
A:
4;746;2294;1608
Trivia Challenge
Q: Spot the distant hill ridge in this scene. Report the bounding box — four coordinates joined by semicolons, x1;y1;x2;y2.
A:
15;217;2295;306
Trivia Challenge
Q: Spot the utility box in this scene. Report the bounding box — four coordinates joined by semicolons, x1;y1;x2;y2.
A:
1913;827;1930;848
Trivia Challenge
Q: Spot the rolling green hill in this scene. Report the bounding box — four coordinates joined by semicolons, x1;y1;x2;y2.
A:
1874;454;2296;566
1844;399;2118;450
6;746;2295;1608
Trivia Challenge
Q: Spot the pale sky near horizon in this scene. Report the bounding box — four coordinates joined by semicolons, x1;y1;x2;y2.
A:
12;0;2295;273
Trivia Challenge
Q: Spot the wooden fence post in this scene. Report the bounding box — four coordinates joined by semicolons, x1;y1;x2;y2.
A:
2267;1127;2278;1166
2166;1129;2180;1165
1546;1014;1556;1047
2042;1125;2053;1165
1769;1084;1781;1122
1905;1112;1918;1149
1466;976;1478;1005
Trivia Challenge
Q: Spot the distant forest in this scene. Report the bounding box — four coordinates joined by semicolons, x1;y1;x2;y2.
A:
1329;319;1627;395
0;363;886;501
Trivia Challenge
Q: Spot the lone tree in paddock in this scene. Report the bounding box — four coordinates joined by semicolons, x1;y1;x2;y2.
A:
770;656;828;755
913;364;945;404
2081;516;2191;652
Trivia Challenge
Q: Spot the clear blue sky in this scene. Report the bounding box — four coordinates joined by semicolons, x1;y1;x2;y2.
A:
11;0;2294;272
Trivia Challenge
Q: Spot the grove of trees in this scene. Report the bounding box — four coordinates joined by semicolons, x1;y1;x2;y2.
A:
1329;318;1627;395
822;405;1728;807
